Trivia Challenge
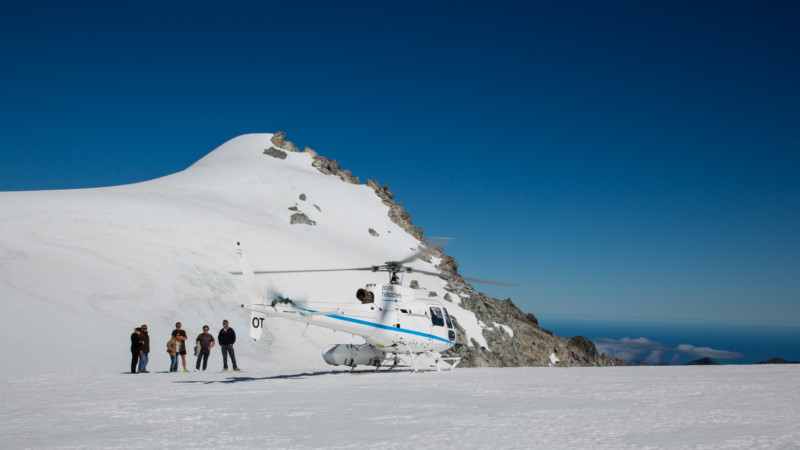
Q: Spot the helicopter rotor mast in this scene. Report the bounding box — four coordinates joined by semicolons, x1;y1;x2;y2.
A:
371;261;416;285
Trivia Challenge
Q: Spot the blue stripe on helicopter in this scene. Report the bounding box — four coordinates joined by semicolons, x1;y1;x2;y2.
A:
297;307;454;344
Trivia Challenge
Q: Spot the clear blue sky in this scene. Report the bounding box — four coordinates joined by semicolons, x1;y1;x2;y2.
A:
1;1;798;326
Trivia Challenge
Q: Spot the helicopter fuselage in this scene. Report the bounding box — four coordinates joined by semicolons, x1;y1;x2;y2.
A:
246;283;457;354
235;243;461;369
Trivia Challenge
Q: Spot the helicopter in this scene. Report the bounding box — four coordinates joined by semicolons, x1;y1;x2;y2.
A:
232;241;511;371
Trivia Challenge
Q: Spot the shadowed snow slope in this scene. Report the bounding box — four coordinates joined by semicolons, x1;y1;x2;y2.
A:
0;133;468;374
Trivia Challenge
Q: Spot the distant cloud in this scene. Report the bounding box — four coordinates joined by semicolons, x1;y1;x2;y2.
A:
594;337;742;364
675;344;742;360
594;337;658;363
643;349;663;365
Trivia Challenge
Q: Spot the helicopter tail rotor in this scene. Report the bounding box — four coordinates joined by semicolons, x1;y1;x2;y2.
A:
265;284;306;306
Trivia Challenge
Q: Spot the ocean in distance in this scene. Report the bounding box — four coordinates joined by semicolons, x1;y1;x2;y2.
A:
538;314;800;365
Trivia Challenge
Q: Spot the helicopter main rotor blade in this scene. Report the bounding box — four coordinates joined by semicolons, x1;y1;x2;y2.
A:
396;237;454;265
426;236;454;248
457;275;515;287
229;267;375;275
228;236;514;286
409;268;515;287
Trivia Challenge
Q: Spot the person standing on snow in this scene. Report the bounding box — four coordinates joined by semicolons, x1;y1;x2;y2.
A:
130;327;143;374
218;320;240;371
138;324;150;373
173;322;188;372
167;331;180;372
195;325;215;371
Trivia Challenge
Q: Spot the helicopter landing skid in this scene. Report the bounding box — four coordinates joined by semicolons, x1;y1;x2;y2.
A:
371;349;459;372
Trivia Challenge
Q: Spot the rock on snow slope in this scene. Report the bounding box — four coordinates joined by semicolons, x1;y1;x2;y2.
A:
0;133;614;374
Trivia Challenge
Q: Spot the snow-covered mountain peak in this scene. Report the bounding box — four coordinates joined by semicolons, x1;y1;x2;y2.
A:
185;133;312;176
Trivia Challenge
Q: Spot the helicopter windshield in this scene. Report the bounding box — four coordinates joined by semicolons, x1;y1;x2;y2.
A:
443;308;453;329
430;307;445;327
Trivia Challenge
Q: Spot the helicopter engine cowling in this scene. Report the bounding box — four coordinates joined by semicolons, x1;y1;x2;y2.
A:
323;344;384;367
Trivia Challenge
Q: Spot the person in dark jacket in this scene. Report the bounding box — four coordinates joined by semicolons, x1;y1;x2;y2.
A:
195;325;215;371
138;324;151;373
218;320;240;371
130;327;143;373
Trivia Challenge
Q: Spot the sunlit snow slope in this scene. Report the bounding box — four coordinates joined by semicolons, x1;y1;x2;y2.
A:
0;134;477;373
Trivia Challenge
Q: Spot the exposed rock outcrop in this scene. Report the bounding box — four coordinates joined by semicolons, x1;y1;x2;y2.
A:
271;131;300;152
264;147;287;159
290;212;316;226
365;180;424;240
312;155;360;185
442;290;624;367
272;132;358;184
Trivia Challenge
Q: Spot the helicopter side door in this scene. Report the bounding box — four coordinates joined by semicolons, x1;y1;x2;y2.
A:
429;306;447;344
442;307;456;342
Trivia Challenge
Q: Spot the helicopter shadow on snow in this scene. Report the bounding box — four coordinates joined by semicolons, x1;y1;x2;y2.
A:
173;369;411;385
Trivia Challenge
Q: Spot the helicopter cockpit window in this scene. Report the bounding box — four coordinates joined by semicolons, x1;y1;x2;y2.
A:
430;307;445;327
443;308;453;329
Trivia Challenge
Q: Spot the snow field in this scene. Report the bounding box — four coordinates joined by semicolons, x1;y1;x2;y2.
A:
1;365;797;449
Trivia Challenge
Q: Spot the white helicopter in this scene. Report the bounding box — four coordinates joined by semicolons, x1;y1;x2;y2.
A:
233;241;510;372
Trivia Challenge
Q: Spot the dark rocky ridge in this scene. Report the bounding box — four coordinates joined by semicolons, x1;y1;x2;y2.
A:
756;357;800;364
365;180;424;241
270;131;625;368
684;357;721;366
271;132;361;185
